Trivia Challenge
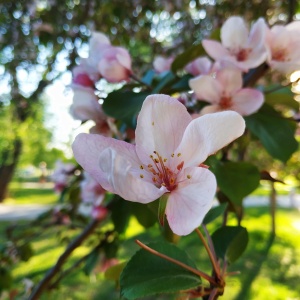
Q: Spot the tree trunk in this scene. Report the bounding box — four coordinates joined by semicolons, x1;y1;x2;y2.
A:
0;138;22;202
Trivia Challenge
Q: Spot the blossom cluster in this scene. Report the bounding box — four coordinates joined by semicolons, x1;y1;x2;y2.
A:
66;16;300;235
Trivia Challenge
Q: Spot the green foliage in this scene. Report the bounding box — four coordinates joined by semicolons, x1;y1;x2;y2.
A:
120;242;201;299
264;88;299;111
203;203;228;225
213;161;261;205
246;105;298;162
212;226;249;264
103;91;150;128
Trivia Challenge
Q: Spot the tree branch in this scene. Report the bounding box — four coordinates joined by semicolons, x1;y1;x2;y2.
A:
28;218;101;300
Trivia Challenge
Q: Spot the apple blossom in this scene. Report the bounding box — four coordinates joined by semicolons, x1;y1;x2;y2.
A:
153;56;174;73
265;21;300;73
202;16;267;71
69;87;105;123
72;94;245;235
189;68;264;116
52;160;75;193
98;46;132;83
185;56;213;76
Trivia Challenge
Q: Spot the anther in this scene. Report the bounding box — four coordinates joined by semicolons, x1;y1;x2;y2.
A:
140;165;144;169
153;151;157;154
171;153;175;157
140;174;144;178
177;153;182;157
163;158;167;162
187;175;191;179
152;122;154;126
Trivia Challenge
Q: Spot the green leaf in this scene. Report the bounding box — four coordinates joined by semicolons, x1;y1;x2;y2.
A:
203;203;228;225
17;243;34;262
171;44;206;73
245;104;298;162
102;91;150;127
170;74;193;93
214;161;260;205
141;69;155;86
110;197;131;234
152;71;176;93
264;88;299;111
120;242;201;299
130;202;157;228
212;226;248;264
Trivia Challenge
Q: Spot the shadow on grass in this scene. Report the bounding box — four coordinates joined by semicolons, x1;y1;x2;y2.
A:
234;233;275;300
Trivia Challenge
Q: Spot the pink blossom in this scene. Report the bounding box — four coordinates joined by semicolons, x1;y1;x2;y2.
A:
153;56;174;73
98;46;132;83
80;172;106;206
69;87;105;122
185;56;213;76
189;68;264;116
265;21;300;73
91;206;108;220
202;16;267;71
52;160;75;193
72;95;245;235
71;59;100;87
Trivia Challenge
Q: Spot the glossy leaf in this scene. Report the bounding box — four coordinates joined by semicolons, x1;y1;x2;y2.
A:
84;248;101;275
171;44;206;73
203;203;228;225
264;88;299;111
103;91;150;127
130;202;157;228
214;161;260;205
212;226;248;264
120;242;201;299
110;197;131;234
245;104;298;162
152;71;176;93
105;261;127;281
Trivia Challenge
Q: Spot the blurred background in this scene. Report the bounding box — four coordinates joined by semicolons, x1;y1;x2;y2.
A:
0;1;300;299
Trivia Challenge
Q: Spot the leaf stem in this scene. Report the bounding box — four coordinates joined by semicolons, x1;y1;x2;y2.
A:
195;228;221;279
135;240;217;285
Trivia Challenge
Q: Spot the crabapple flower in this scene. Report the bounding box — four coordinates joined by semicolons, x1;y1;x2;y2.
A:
189;68;264;116
265;21;300;73
52;160;75;193
98;46;132;83
69;87;105;123
185;57;213;76
202;16;267;71
72;95;245;235
153;56;174;73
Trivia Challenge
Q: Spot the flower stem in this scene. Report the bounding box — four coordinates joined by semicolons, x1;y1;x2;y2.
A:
135;239;217;285
195;228;221;279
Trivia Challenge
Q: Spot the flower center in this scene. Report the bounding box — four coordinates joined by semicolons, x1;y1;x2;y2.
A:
219;96;232;109
272;48;288;62
232;48;251;62
139;151;186;192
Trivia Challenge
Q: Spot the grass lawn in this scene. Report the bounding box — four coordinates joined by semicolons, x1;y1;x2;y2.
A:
0;206;299;300
1;183;299;299
4;182;57;205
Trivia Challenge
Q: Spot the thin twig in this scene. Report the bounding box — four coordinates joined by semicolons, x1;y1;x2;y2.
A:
28;218;101;300
195;228;221;279
135;240;217;285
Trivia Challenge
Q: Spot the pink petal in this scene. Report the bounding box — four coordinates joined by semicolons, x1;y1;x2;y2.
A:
166;167;216;236
115;47;132;70
216;68;242;96
135;94;192;164
248;18;267;48
200;105;221;115
175;111;245;168
189;75;222;103
231;89;264;116
99;148;166;203
235;46;267;70
72;133;139;191
221;16;248;49
185;56;212;76
202;40;230;61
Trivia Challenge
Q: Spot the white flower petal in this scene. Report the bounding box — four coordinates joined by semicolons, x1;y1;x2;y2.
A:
135;94;192;164
166;167;216;236
175;111;245;168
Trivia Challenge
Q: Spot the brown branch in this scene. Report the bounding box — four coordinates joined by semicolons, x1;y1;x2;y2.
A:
28;218;101;300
